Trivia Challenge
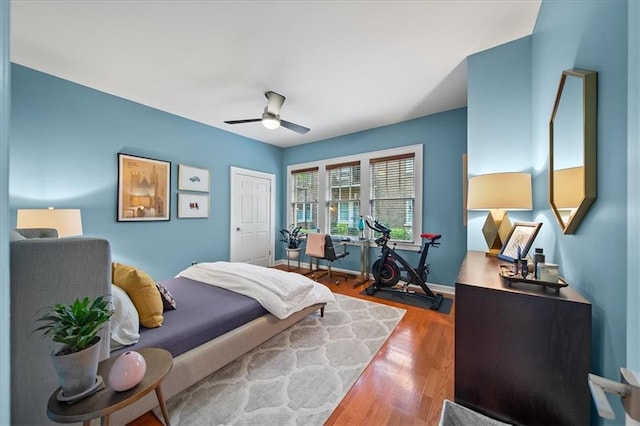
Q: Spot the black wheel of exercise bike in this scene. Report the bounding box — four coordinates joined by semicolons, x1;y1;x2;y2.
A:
372;258;401;287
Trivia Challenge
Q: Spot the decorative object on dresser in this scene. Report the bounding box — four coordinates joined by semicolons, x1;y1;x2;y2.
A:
177;163;210;192
455;251;591;425
34;295;113;403
117;153;171;221
16;207;83;237
467;172;532;255
496;221;542;262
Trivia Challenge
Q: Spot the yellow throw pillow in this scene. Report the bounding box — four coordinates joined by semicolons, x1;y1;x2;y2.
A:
112;262;163;328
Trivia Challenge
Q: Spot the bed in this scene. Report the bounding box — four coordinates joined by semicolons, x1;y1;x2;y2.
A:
10;230;332;425
109;261;334;424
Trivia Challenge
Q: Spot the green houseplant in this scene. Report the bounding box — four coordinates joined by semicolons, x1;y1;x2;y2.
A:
280;226;304;250
280;226;304;260
35;295;113;397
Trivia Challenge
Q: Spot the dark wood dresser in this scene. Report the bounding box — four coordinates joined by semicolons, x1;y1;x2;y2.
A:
454;251;591;425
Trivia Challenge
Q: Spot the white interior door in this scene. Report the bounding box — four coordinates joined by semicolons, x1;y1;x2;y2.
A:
230;167;274;266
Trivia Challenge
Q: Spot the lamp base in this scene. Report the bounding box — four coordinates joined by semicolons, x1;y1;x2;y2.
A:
481;209;513;254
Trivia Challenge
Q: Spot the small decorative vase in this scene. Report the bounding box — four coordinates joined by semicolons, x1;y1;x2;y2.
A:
108;350;147;391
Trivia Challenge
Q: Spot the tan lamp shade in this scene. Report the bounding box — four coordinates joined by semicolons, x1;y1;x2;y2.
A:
553;166;584;209
467;172;532;254
16;208;83;237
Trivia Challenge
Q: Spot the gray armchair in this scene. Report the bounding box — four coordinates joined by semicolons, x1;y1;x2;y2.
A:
10;229;111;425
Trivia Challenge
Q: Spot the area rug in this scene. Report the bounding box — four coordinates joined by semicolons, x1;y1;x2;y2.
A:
360;287;454;314
157;294;406;425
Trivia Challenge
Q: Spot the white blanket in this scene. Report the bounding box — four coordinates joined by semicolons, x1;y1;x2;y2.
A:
177;262;335;319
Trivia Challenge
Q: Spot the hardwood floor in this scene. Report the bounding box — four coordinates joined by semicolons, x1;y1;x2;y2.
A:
129;267;455;425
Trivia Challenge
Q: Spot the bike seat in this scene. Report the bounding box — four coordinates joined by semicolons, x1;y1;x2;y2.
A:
421;233;441;241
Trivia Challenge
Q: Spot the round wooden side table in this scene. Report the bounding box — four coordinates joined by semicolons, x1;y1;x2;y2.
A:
47;347;173;426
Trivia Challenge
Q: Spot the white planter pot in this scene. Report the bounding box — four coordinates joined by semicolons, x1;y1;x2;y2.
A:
286;248;301;260
51;337;102;397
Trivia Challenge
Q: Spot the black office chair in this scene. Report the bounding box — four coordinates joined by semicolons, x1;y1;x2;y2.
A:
305;233;350;284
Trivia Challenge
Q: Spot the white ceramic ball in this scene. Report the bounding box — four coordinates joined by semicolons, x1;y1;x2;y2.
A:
108;350;147;392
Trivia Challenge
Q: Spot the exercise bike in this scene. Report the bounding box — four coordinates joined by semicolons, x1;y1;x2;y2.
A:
364;216;444;310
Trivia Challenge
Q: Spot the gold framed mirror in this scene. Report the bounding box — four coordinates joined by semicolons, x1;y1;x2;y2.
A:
549;69;597;234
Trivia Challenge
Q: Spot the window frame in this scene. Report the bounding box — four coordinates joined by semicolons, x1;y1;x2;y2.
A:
286;144;423;248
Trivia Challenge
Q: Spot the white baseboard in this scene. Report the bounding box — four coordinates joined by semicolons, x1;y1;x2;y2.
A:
274;259;455;295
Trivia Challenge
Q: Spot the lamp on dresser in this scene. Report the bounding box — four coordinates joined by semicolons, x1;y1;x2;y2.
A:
467;172;532;255
16;207;83;237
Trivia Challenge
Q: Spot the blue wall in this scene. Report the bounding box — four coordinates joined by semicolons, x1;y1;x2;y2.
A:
283;109;468;287
467;36;534;251
628;0;640;374
532;4;628;424
0;1;10;423
469;1;630;423
10;65;468;288
10;65;284;281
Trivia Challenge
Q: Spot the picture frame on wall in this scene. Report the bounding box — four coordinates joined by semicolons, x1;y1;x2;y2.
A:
178;193;210;218
497;222;542;262
117;153;171;221
178;164;210;192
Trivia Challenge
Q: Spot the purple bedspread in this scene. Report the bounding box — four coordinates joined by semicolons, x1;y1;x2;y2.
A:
112;276;268;357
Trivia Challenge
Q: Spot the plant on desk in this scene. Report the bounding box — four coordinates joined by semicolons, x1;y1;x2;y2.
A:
35;295;113;399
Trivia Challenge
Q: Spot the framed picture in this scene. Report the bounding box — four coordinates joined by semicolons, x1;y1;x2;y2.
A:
178;193;209;218
178;164;210;192
497;222;542;262
117;153;171;221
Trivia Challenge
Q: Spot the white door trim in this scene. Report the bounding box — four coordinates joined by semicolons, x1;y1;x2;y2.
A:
229;166;276;265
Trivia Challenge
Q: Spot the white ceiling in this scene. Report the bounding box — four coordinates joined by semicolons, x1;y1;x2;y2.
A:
10;1;541;148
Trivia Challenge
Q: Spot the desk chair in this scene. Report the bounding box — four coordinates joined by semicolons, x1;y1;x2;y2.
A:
305;233;350;284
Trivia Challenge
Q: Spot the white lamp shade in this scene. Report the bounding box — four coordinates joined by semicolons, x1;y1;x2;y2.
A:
16;208;83;237
467;172;532;211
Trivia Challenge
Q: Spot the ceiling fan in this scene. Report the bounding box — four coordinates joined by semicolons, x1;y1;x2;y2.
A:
224;91;310;135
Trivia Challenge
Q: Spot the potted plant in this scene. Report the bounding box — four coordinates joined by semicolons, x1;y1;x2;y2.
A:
35;295;113;398
280;226;304;259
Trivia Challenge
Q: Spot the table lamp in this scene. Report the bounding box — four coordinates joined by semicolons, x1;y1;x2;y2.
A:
16;207;83;237
467;172;532;255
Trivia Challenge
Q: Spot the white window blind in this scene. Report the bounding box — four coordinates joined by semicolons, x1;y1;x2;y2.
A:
370;153;415;241
326;161;361;236
291;167;319;231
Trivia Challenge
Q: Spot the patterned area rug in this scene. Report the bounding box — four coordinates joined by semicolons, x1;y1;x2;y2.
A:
158;294;406;425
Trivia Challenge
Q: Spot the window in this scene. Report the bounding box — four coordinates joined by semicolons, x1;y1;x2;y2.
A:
370;154;415;241
291;167;319;231
287;144;422;246
326;162;361;236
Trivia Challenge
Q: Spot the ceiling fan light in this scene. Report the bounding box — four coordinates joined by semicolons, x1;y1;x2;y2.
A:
262;115;280;130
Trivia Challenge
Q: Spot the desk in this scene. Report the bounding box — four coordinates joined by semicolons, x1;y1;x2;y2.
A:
47;348;173;426
353;239;371;287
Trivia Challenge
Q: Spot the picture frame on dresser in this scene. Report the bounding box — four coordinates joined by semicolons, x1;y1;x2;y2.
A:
178;164;210;192
497;221;542;262
178;193;209;218
117;153;171;221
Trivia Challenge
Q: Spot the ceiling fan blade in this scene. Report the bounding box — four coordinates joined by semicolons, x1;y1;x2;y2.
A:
224;118;261;124
265;91;285;115
280;120;310;135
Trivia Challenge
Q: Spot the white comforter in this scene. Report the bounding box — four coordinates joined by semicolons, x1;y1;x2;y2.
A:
177;262;335;319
